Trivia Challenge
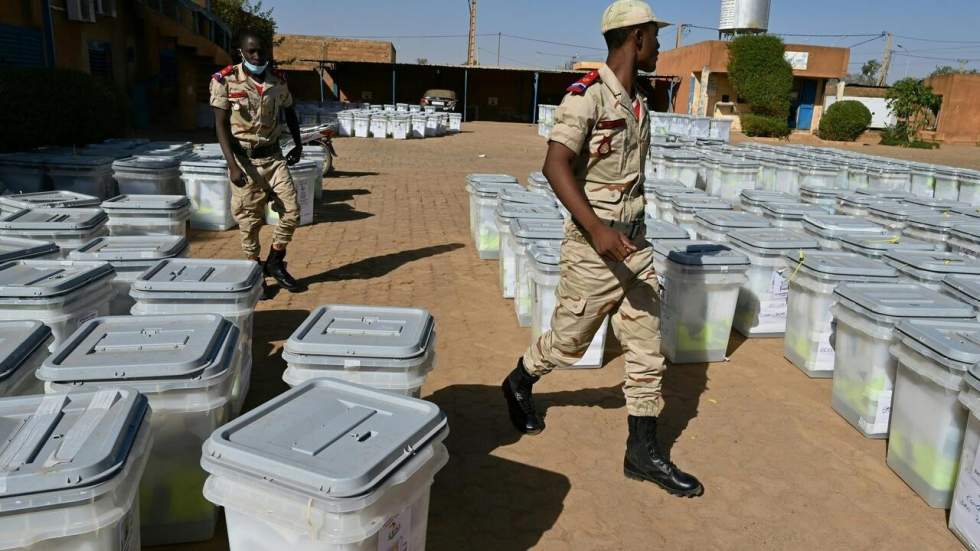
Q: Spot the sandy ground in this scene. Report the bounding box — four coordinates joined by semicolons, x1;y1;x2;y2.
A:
157;122;977;551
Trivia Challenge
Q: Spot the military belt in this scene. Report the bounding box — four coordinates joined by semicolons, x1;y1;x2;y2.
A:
236;143;279;160
589;182;645;198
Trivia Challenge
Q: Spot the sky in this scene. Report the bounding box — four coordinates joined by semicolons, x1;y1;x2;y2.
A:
264;0;980;82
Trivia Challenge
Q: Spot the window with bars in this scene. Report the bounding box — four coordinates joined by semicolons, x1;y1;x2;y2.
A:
66;0;96;22
88;41;113;80
96;0;117;17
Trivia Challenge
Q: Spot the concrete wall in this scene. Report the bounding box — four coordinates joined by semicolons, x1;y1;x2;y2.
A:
926;73;980;144
824;96;896;129
842;84;890;98
275;34;396;68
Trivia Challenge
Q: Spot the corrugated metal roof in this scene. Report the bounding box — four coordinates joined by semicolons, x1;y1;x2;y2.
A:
291;58;586;75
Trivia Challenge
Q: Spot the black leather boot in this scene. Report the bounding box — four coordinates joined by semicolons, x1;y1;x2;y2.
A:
502;359;545;435
624;415;704;497
265;247;307;293
255;260;273;301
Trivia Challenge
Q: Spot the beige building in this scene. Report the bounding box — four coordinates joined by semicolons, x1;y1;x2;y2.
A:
655;40;850;133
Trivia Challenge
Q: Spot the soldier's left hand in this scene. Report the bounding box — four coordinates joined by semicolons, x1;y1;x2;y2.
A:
285;145;303;166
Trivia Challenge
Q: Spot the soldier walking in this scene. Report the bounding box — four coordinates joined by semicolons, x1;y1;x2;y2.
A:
210;30;307;295
502;0;703;497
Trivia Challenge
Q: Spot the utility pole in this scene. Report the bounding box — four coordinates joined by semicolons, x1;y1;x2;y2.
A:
878;32;893;86
467;0;478;66
497;32;501;66
675;23;686;49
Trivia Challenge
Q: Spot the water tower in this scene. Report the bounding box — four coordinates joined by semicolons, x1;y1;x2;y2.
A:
718;0;772;38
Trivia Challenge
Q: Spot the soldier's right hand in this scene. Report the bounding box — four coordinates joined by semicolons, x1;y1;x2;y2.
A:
589;224;637;263
229;166;247;188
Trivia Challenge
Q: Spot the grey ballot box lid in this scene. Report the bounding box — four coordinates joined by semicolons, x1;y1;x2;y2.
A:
660;242;750;267
101;194;190;211
285;304;435;360
644;218;690;240
835;282;976;319
0;191;101;210
840;235;941;254
728;229;818;251
0;260;113;298
802;214;886;234
0;208;107;230
884;251;980;278
695;211;771;229
509;218;564;240
783;251;897;279
69;236;187;262
0;237;59;263
201;378;447;499
0;389;147;500
0;320;51;382
38;314;238;382
133;258;261;294
896;319;980;367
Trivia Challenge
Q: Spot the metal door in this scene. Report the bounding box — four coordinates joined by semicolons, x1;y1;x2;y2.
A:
795;79;818;130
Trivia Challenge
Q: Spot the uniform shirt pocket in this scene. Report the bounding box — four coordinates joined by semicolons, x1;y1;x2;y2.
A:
589;124;626;159
583;182;623;204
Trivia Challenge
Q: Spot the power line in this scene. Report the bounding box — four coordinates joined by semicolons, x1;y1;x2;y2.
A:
848;34;886;48
892;34;980;45
324;33;496;40
476;47;548;70
536;50;581;59
893;52;980;62
499;34;606;52
685;24;719;32
777;32;884;38
899;44;980;53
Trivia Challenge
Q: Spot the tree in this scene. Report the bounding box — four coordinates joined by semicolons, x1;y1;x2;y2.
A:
884;78;941;145
416;58;429;65
727;35;794;137
845;59;881;85
212;0;277;54
818;100;872;141
929;65;979;79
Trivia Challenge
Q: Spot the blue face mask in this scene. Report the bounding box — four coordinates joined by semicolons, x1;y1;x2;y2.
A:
242;59;268;75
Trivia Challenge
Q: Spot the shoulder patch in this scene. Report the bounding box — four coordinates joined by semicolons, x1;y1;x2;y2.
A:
567;70;600;95
212;65;235;82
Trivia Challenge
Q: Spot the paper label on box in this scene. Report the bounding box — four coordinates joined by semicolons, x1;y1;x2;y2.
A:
378;505;412;551
814;331;835;370
951;443;980;547
295;173;315;226
769;270;789;299
756;298;788;333
858;390;892;435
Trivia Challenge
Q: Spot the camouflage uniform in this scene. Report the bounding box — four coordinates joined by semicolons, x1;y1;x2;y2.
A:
209;64;299;258
522;63;664;417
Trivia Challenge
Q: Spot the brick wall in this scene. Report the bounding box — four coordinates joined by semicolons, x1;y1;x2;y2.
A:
275;34;395;69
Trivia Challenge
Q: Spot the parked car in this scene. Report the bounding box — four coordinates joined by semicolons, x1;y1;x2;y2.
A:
421;89;458;112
